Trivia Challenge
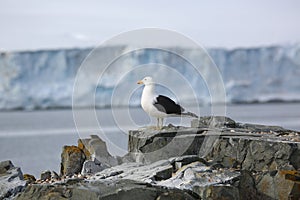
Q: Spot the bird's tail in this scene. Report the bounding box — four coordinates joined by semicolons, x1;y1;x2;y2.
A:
181;112;199;118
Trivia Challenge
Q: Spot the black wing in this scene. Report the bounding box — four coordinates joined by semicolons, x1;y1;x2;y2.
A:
153;95;184;114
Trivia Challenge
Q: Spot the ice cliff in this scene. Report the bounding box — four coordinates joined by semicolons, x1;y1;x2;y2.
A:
0;44;299;110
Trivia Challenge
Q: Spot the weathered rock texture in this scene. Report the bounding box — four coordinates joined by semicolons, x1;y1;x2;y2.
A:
0;160;26;199
13;116;300;200
15;179;198;200
79;135;118;175
128;116;300;199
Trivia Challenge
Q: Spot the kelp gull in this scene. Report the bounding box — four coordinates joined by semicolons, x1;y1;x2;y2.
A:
137;76;198;128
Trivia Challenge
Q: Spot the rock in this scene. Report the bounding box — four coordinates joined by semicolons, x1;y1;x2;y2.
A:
15;116;300;199
169;155;207;171
81;159;106;175
236;123;291;134
290;148;300;170
207;135;299;172
195;185;240;200
127;117;300;199
40;170;51;181
129;122;300;171
128;128;206;164
191;116;236;128
0;160;26;199
256;170;300;199
23;174;36;184
15;179;198;200
78;135;118;168
156;191;197;200
157;161;241;197
79;135;121;175
93;159;173;183
51;171;60;180
78;138;92;160
60;145;85;176
0;160;14;174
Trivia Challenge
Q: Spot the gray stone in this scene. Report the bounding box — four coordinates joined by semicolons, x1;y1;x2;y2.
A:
15;179;198;200
169;155;206;171
207;136;299;172
236;123;291;133
195;184;240;200
256;170;300;200
0;160;26;199
126;117;300;199
91;158;244;199
129;122;300;172
78;135;118;168
81;159;107;175
40;170;51;181
93;159;173;183
191;116;236;128
51;171;60;180
290;147;300;170
0;160;14;174
157;161;240;192
128;128;206;164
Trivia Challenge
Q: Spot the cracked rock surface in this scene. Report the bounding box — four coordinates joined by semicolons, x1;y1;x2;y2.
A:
8;116;300;199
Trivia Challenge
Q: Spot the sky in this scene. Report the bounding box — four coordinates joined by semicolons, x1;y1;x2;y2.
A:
0;0;300;51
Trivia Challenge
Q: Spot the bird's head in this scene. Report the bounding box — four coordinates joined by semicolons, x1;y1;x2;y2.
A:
137;76;154;85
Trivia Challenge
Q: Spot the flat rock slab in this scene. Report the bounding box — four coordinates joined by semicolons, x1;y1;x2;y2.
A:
92;160;172;183
88;157;254;199
128;117;300;171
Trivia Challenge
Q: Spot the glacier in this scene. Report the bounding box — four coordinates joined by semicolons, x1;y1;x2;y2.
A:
0;44;300;110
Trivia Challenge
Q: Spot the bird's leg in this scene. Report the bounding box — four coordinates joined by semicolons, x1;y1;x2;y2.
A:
160;118;164;129
156;118;160;129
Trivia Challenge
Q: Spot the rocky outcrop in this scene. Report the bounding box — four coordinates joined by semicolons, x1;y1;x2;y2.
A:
11;116;300;199
129;117;299;167
0;160;26;199
127;116;300;199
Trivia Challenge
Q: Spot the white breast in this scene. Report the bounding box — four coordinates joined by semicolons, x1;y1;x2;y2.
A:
141;84;167;118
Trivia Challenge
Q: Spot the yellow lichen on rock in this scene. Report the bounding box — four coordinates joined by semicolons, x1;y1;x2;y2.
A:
23;174;36;184
78;139;91;159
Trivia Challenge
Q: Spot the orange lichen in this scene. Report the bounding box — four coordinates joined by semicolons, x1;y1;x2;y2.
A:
279;170;300;183
77;140;84;150
77;140;91;158
63;145;82;154
23;174;36;183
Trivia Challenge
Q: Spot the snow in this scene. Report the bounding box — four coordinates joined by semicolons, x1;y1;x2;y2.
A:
0;44;299;110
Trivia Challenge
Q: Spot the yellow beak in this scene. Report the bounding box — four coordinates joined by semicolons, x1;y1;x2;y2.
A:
137;80;143;84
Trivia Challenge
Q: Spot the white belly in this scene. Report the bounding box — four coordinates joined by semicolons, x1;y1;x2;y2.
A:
141;95;167;118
